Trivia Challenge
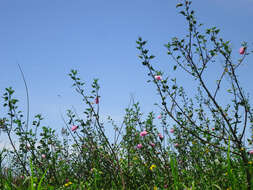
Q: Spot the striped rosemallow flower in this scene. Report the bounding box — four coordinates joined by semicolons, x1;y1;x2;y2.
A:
155;75;162;80
170;128;175;133
157;115;162;119
174;143;179;147
140;130;148;137
137;144;143;149
71;125;78;132
158;133;164;140
95;96;99;104
41;154;46;159
150;142;155;147
239;47;245;55
249;150;253;155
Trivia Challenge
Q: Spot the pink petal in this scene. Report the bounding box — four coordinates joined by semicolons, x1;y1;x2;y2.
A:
239;47;245;55
95;97;99;104
150;142;155;147
158;133;164;140
140;130;148;137
155;75;162;80
71;125;78;132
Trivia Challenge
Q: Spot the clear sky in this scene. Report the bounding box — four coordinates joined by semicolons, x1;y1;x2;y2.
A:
0;0;253;147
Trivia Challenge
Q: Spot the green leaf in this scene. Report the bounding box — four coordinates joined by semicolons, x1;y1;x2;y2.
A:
176;3;183;8
149;55;155;59
179;11;186;16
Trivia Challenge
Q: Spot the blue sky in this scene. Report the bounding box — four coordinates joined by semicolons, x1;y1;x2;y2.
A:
0;0;253;146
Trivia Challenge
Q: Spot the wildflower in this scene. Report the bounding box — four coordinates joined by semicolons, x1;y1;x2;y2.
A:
137;144;143;149
240;147;244;151
71;125;78;132
154;186;158;190
64;181;72;187
174;143;179;147
212;128;215;131
239;47;245;55
249;150;253;155
140;130;148;137
248;161;253;165
155;75;162;80
170;128;174;133
150;164;156;171
150;142;155;147
157;115;162;119
95;96;99;104
41;154;46;159
158;133;164;140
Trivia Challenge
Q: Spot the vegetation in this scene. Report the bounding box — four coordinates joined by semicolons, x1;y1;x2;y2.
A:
0;1;252;189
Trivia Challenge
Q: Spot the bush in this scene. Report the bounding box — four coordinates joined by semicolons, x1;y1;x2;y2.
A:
0;0;252;189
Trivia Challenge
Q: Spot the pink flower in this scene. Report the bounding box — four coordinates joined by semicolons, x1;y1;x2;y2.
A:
95;96;99;104
170;128;175;133
71;125;78;132
155;75;162;80
140;130;148;137
174;143;179;147
239;47;245;55
41;154;46;159
150;142;155;147
137;144;143;149
212;128;215;131
157;115;162;119
158;133;164;140
249;150;253;155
